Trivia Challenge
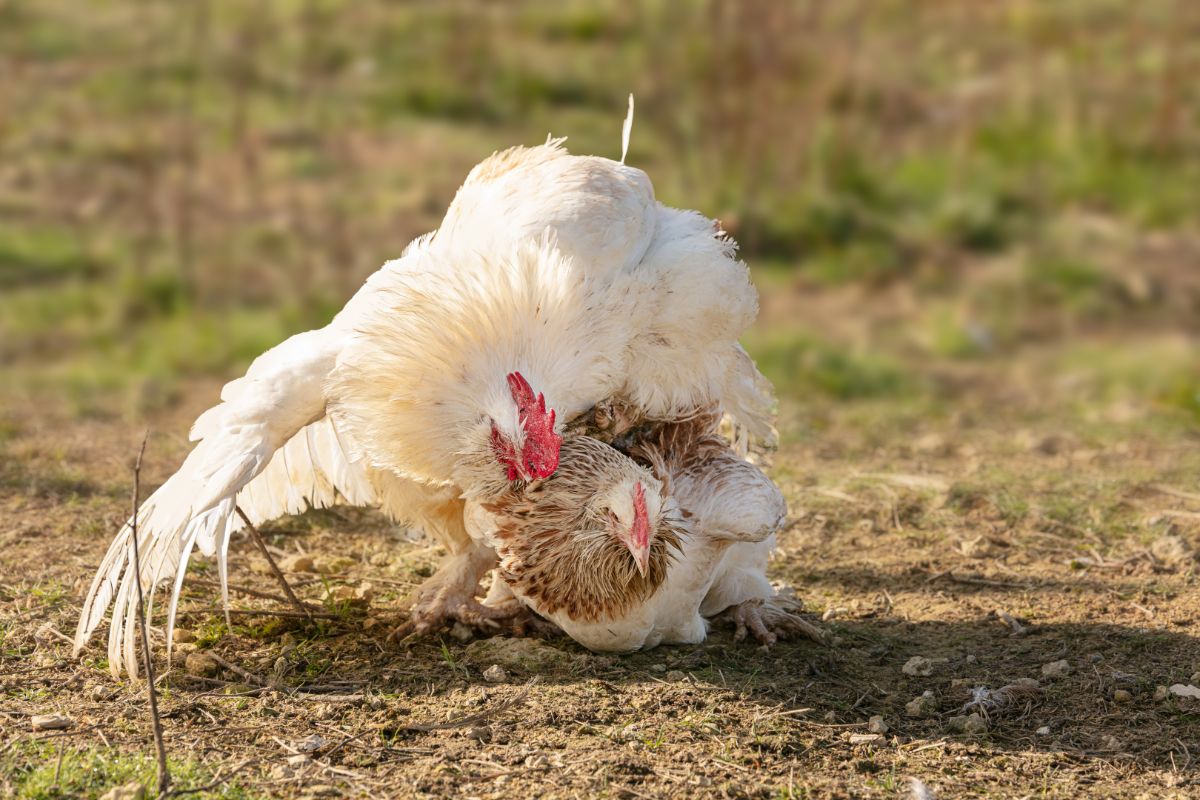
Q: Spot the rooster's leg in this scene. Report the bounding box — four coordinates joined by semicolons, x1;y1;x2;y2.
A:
389;543;520;640
726;599;828;647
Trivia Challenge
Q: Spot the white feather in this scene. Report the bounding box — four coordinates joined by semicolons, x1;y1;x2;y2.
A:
621;93;634;164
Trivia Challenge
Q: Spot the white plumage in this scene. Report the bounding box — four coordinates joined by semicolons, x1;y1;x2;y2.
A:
74;139;777;675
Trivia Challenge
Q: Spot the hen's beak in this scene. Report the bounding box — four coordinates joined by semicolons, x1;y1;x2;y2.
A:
628;539;650;578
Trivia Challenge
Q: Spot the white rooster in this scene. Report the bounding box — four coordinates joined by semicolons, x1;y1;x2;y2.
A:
75;139;775;676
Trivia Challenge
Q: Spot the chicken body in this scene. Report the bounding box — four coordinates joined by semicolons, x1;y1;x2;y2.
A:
75;140;774;676
475;412;791;652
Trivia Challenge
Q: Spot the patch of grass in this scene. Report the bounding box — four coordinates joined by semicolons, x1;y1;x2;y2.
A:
744;331;915;402
3;740;262;800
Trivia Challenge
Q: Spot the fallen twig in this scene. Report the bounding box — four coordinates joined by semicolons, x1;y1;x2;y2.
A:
236;506;316;627
179;607;345;621
204;652;269;688
993;609;1029;636
129;432;171;797
1150;485;1200;504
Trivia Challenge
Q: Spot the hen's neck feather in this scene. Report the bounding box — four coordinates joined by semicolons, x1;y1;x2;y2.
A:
488;438;685;622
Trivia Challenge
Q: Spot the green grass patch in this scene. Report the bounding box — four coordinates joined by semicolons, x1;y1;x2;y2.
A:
3;740;263;800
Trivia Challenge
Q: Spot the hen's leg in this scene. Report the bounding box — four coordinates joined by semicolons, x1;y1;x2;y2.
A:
725;599;828;647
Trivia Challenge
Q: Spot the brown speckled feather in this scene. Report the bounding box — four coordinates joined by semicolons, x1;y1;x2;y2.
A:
484;437;685;623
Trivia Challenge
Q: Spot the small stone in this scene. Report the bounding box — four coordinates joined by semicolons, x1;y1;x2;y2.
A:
905;692;936;718
965;654;977;664
1014;677;1042;689
468;725;492;742
368;551;391;567
99;782;145;800
284;555;315;574
482;664;508;683
947;712;986;735
1154;685;1170;702
849;733;882;745
1041;659;1071;679
90;686;118;701
172;628;196;644
524;754;549;769
269;765;294;780
295;734;326;753
184;652;220;678
963;713;987;735
328;585;368;607
1190;671;1200;685
1149;535;1192;566
903;656;947;677
1088;653;1103;664
449;622;474;643
30;714;71;731
287;754;310;767
248;559;273;576
664;670;686;682
867;715;888;734
1113;689;1132;703
1036;726;1051;736
649;663;667;673
315;556;356;575
1168;684;1200;699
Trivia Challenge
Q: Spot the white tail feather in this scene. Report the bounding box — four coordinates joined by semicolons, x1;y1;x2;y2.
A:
621;93;634;164
75;410;375;677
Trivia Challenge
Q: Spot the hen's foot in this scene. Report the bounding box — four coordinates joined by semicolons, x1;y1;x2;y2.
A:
726;599;829;647
506;607;563;639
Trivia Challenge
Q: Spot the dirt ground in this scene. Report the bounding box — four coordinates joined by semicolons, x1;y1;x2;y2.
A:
2;336;1199;800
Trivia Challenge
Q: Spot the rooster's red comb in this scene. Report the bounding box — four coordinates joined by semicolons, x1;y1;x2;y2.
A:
506;371;562;479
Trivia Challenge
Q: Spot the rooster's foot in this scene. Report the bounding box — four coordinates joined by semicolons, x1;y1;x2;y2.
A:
726;599;829;647
388;591;520;641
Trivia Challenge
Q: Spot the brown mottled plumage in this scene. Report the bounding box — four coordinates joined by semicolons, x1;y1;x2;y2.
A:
476;408;808;652
483;437;686;623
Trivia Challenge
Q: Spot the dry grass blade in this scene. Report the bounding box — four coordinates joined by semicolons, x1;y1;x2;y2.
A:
235;505;316;626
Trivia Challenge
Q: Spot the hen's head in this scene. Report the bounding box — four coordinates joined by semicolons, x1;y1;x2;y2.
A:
488;372;563;483
487;436;685;623
600;478;658;577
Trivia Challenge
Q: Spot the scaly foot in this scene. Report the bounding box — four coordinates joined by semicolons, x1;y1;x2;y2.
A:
726;598;829;647
387;545;514;641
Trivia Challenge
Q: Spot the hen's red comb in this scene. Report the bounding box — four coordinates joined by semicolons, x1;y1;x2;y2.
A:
631;482;651;551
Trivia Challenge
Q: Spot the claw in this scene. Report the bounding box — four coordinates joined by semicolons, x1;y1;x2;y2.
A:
725;598;827;647
508;607;562;638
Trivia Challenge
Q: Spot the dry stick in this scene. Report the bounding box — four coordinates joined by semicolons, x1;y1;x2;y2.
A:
179;608;344;621
129;433;171;797
235;506;316;627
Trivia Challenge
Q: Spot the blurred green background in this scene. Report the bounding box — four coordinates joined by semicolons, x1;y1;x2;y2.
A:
1;0;1198;438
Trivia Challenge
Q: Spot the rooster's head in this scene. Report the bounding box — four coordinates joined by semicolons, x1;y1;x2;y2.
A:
489;371;562;483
